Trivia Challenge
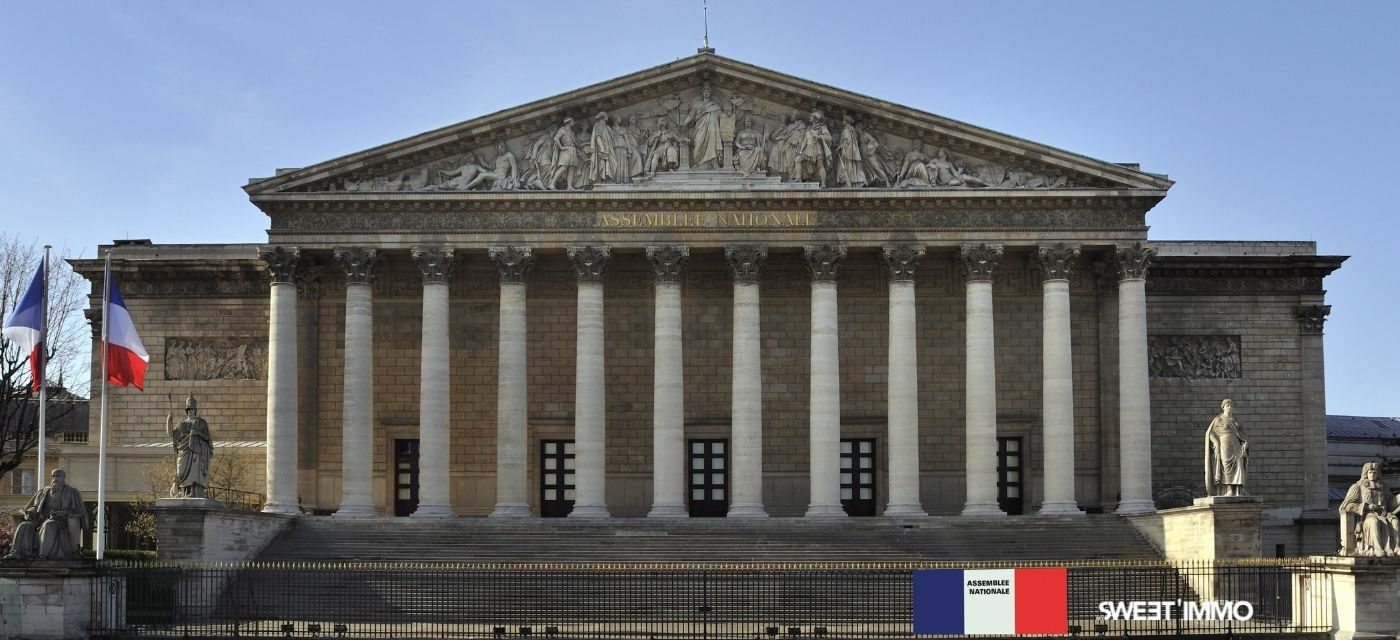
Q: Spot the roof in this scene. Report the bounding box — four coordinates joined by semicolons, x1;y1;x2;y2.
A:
1327;415;1400;440
3;384;89;434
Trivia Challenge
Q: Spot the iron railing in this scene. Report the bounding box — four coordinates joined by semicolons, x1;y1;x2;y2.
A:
205;485;265;512
89;559;1333;639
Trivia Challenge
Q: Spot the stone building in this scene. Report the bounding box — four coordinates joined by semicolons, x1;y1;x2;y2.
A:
68;53;1344;550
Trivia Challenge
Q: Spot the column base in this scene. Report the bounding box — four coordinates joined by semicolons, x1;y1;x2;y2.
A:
647;505;689;518
1038;501;1084;515
961;502;1007;516
334;504;378;518
728;504;769;518
411;504;456;518
489;503;533;518
568;505;611;519
883;503;928;517
261;502;301;516
1116;498;1157;515
804;504;848;518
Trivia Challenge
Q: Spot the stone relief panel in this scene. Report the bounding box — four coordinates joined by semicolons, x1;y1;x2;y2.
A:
1147;335;1241;380
321;81;1081;194
165;338;269;381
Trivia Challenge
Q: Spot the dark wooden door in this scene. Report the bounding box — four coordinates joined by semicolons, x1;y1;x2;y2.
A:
688;439;729;517
394;439;420;517
997;436;1024;515
841;438;877;516
540;439;575;518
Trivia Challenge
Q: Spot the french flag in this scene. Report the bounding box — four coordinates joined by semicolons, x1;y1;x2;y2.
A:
2;261;45;391
913;568;1068;636
104;276;148;390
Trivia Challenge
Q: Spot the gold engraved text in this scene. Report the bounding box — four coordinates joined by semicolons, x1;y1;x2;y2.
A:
595;212;817;228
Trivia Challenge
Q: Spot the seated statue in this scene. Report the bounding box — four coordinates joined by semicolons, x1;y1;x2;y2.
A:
6;469;89;561
1340;462;1400;556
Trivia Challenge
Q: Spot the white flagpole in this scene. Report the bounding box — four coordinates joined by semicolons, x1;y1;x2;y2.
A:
96;251;111;560
36;246;50;486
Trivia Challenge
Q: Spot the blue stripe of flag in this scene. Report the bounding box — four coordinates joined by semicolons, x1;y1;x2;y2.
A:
913;569;964;635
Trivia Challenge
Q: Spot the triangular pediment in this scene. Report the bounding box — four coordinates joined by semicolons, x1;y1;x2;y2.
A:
245;53;1172;197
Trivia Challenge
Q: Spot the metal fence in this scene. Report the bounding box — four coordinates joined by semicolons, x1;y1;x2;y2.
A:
89;559;1332;639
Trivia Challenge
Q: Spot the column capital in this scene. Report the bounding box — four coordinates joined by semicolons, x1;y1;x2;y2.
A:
333;247;378;285
489;246;534;284
1114;242;1156;281
804;245;846;282
297;266;323;300
1297;304;1331;335
646;245;689;284
725;245;767;284
1037;243;1081;281
882;245;925;282
259;246;301;284
568;245;611;283
411;247;456;285
960;243;1003;282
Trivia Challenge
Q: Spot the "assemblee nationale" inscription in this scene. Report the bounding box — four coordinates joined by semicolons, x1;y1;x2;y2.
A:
596;211;817;228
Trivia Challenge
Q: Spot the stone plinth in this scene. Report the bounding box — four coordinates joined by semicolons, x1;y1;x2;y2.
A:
153;499;293;562
0;564;119;640
1158;497;1264;560
1296;556;1400;640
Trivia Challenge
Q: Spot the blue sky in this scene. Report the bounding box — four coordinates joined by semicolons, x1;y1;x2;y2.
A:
2;2;1396;414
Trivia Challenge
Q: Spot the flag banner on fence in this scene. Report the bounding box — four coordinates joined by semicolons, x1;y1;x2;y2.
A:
913;567;1067;635
103;275;148;390
2;260;46;391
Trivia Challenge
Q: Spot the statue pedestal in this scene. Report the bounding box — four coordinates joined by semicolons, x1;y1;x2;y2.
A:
1297;556;1400;640
1159;496;1264;560
0;564;120;639
153;499;292;563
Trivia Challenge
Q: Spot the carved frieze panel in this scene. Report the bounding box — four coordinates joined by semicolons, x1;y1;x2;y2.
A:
166;338;269;381
1148;335;1241;380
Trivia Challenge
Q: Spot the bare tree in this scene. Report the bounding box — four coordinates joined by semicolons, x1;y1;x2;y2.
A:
1;234;90;482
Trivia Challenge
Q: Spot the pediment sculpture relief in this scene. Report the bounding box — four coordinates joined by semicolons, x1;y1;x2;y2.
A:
331;82;1075;193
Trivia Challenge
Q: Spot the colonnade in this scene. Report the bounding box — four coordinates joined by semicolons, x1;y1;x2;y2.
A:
257;242;1157;518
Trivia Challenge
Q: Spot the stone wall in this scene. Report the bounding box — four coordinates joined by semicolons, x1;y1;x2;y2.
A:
153;501;292;562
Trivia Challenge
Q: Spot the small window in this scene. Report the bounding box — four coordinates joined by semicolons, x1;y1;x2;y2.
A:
11;469;35;495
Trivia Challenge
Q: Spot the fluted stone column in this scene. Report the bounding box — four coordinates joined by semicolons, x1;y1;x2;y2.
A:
1298;304;1332;515
412;248;455;518
805;245;847;518
1115;243;1157;515
1038;244;1083;515
961;243;1005;516
260;247;301;515
647;246;689;518
883;245;926;517
334;247;378;517
726;246;768;518
490;247;535;518
568;246;611;518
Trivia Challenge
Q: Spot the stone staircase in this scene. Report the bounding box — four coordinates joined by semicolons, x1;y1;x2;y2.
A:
254;514;1161;564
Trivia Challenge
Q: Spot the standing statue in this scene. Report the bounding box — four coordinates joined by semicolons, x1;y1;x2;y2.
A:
797;110;833;186
6;469;88;560
834;115;866;187
1340;462;1400;556
767;111;804;180
588;112;616;185
857;123;895;187
683;82;724;169
547;117;581;190
733;116;767;176
1204;398;1249;497
169;393;214;499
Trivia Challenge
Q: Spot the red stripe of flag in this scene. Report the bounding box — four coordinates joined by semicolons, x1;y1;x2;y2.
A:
1014;567;1067;635
105;342;148;391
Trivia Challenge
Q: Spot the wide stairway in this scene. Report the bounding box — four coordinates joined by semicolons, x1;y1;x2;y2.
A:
255;514;1161;563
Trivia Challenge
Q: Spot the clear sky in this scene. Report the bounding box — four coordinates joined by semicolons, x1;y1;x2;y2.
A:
2;2;1396;415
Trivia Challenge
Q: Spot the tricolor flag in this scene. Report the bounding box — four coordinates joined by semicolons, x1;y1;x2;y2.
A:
913;568;1068;636
103;275;148;390
2;260;46;391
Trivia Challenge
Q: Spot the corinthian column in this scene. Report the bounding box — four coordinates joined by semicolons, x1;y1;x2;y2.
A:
726;245;768;518
260;246;301;515
1037;244;1083;515
883;245;926;517
805;245;847;518
1115;243;1157;515
568;245;611;518
334;247;378;517
412;248;455;518
647;246;689;518
961;243;1005;516
489;246;534;518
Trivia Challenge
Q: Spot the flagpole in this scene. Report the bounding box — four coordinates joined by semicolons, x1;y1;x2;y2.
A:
96;250;111;561
37;246;49;486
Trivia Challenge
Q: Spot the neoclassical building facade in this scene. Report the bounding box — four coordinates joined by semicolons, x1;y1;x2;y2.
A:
73;54;1344;549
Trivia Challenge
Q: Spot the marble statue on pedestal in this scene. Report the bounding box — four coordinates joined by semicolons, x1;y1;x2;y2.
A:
169;393;214;499
1340;462;1400;557
6;469;88;560
1204;398;1249;497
